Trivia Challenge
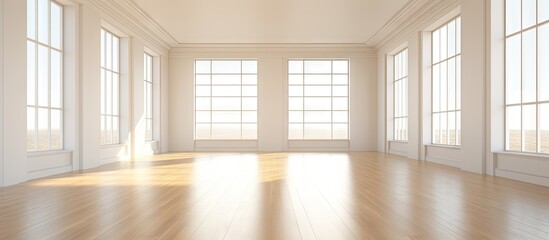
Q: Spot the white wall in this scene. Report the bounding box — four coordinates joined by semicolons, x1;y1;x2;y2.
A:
169;44;378;152
378;1;487;174
0;0;170;186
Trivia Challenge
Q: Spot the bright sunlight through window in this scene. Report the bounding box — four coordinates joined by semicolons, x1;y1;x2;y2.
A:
288;60;349;140
194;60;258;140
27;0;63;151
505;0;549;153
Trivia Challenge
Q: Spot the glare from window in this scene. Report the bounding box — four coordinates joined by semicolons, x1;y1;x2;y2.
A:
144;53;153;142
394;49;408;141
195;60;258;140
432;17;461;146
100;29;120;145
288;60;349;140
505;0;549;153
27;0;63;151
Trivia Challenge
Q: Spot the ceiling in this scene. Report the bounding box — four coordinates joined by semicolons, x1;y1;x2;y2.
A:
131;0;410;44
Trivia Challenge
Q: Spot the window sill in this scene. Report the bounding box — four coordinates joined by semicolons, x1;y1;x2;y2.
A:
389;140;408;144
27;149;72;157
495;151;549;160
425;144;461;150
100;143;126;149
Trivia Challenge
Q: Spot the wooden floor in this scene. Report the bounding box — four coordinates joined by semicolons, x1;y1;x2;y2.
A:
1;152;549;239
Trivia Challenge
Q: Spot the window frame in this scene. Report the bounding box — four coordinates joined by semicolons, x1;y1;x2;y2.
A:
393;48;409;142
100;28;121;145
144;53;154;142
27;0;64;152
431;16;462;146
287;59;350;140
504;0;549;154
194;59;258;140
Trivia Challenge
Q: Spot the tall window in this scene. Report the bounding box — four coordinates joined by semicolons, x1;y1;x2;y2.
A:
394;49;408;141
432;17;461;146
144;53;153;142
100;29;120;145
27;0;63;151
505;0;549;153
288;60;349;140
194;60;258;140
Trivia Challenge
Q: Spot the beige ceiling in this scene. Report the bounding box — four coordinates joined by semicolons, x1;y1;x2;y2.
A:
132;0;410;44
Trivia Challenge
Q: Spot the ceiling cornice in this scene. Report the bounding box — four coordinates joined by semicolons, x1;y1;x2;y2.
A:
170;43;376;57
367;0;463;51
76;0;178;53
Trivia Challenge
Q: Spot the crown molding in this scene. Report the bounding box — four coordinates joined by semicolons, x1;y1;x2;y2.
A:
170;43;377;58
75;0;178;54
367;0;463;51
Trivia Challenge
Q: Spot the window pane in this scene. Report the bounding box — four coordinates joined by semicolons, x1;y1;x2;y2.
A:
540;23;549;101
332;61;348;74
105;72;112;115
212;97;240;110
242;86;257;96
196;111;210;123
333;111;348;123
242;61;257;74
27;0;36;39
289;86;304;96
196;124;211;139
112;37;119;72
289;75;303;85
522;0;537;29
212;86;240;96
304;75;331;85
113;116;119;144
51;109;61;149
440;112;448;145
113;73;119;115
540;104;549;153
448;58;456;111
333;124;348;139
304;124;331;139
448;20;456;57
506;106;521;151
212;124;241;139
196;61;211;74
242;124;257;139
288;124;303;139
456;56;461;109
456;18;461;54
440;61;447;112
212;61;240;74
27;107;36;151
38;45;49;107
27;42;36;105
242;75;257;85
541;0;549;23
289;97;303;110
106;33;112;70
506;0;521;35
101;116;106;145
195;86;211;96
242;111;257;123
304;111;331;123
212;111;240;123
433;29;440;63
196;75;210;85
333;86;348;97
289;61;303;74
506;34;521;104
212;75;240;85
440;25;448;60
432;64;440;112
448;112;456;145
51;50;62;108
196;97;211;110
304;86;331;96
37;0;49;44
433;113;440;144
304;97;331;110
522;29;536;103
289;111;303;123
50;3;62;50
523;105;536;152
38;108;49;150
333;97;348;110
101;30;105;68
242;97;257;110
304;61;331;74
333;75;348;85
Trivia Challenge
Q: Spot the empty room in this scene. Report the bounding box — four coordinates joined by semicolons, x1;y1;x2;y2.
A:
1;0;549;239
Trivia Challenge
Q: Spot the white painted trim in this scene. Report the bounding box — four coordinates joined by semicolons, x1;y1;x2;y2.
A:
171;44;376;57
74;0;176;54
27;165;73;181
495;169;549;187
426;155;461;168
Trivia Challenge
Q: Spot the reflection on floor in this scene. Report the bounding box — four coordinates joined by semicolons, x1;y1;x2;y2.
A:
1;152;548;239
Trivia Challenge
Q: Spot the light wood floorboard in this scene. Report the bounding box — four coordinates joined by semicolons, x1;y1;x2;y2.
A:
1;152;549;239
